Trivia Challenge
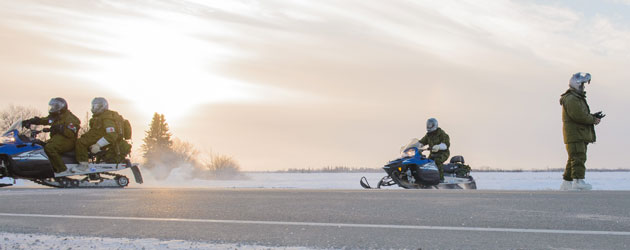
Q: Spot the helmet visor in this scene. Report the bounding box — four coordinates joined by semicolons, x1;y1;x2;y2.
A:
48;99;64;113
426;118;438;132
91;98;108;114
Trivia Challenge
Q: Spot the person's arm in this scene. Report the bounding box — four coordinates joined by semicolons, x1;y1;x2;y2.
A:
564;97;597;125
100;118;120;144
60;121;79;138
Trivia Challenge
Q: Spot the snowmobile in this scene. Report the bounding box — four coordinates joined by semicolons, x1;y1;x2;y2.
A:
0;119;143;188
360;144;476;189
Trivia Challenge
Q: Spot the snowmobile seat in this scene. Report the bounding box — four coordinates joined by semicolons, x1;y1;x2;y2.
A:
442;163;460;174
450;155;465;164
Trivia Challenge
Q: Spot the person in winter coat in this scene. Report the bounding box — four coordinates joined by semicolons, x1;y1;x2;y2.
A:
418;118;450;181
559;72;602;191
22;97;80;173
75;97;131;171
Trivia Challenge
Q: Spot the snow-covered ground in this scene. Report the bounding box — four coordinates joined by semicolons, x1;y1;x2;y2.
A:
137;171;630;190
0;232;315;250
3;171;630;190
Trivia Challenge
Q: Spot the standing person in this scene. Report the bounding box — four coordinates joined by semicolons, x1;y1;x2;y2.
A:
418;118;450;182
75;97;131;171
559;72;602;191
22;97;80;173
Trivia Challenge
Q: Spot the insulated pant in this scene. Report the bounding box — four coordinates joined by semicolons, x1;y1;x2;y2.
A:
564;142;588;180
430;153;449;180
44;135;75;173
75;129;102;162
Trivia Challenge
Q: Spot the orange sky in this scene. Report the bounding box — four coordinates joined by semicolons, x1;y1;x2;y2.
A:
1;0;629;170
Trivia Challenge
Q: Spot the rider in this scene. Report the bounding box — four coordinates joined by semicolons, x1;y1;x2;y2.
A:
418;118;450;181
75;97;131;172
22;97;81;173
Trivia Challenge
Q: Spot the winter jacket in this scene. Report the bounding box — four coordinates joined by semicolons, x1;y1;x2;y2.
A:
560;89;597;144
419;127;450;159
33;110;80;139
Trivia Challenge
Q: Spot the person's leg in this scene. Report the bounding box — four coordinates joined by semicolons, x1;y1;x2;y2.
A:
563;144;573;181
431;154;448;181
568;142;587;180
568;142;591;190
75;131;101;163
44;139;67;173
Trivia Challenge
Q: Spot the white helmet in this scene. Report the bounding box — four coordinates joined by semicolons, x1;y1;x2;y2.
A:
91;97;109;115
569;72;591;92
426;118;438;133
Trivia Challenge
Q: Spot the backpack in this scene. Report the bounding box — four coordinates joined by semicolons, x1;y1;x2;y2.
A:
122;119;132;140
112;111;132;140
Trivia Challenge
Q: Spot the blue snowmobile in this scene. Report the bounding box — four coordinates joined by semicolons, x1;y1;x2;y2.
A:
360;143;476;189
0;119;143;188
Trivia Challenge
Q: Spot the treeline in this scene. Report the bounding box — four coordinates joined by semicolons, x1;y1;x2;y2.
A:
475;167;630;172
275;166;382;173
268;166;630;173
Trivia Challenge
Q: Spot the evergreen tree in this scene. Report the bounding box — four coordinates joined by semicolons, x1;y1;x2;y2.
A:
141;113;173;169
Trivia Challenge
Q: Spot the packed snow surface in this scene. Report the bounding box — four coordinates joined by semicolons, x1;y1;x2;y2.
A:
0;232;315;250
3;171;630;190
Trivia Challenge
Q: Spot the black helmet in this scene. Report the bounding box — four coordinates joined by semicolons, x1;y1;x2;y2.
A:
48;97;68;116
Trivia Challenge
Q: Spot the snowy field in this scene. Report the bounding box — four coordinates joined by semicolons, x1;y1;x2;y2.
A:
0;232;314;250
140;171;630;190
3;171;630;190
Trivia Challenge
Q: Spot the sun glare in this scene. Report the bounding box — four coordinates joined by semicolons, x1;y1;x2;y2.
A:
71;11;260;120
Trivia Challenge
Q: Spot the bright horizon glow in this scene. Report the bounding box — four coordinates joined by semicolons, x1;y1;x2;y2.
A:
65;11;268;119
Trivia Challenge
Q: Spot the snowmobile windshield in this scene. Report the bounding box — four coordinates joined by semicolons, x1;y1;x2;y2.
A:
3;119;22;136
0;119;20;143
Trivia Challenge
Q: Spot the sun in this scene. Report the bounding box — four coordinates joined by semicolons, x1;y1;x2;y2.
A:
70;12;261;120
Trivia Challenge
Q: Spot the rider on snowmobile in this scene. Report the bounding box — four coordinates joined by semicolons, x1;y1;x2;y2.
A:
75;97;132;172
417;118;450;181
22;97;81;173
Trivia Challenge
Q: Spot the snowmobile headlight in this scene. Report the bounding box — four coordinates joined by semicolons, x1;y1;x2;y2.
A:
401;148;416;157
0;135;15;144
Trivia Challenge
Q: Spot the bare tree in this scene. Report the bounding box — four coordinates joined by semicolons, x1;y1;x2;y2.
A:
0;105;43;134
77;111;90;137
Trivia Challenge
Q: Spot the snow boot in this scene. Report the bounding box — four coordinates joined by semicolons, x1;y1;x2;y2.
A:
559;180;572;191
571;179;592;191
73;162;89;173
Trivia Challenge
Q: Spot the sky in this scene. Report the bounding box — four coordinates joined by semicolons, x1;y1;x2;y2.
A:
1;0;629;171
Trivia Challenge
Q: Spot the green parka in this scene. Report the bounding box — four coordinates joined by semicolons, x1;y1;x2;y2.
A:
419;127;450;159
32;110;81;139
76;109;131;163
560;89;597;144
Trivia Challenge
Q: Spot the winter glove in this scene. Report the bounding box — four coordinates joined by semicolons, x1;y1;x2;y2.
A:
432;145;440;152
90;137;110;154
22;117;39;128
90;144;101;154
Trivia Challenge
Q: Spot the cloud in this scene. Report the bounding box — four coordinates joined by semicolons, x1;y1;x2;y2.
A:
1;0;629;171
